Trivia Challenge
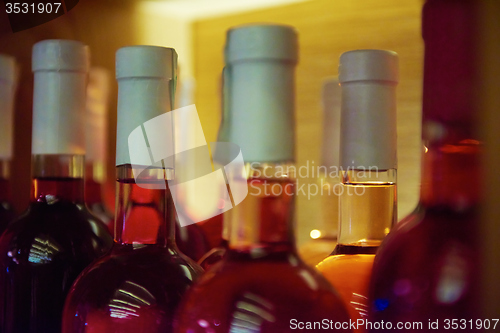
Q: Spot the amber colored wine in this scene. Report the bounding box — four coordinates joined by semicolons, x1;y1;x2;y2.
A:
318;255;374;319
317;182;396;332
339;183;396;245
317;49;398;333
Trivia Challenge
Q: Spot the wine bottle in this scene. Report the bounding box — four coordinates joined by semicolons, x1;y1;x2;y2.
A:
62;45;204;333
368;0;481;329
0;54;17;232
85;67;114;233
174;24;352;333
316;50;398;331
0;40;113;333
299;77;341;266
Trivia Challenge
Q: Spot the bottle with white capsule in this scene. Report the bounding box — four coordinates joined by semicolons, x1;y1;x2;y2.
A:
62;46;203;333
0;40;113;333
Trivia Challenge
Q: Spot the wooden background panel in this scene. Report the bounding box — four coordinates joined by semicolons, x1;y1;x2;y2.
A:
192;0;424;246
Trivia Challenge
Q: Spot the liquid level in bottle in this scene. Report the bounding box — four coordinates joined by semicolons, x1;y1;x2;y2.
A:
339;183;395;245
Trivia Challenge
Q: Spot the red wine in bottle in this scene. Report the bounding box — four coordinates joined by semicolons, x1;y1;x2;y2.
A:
368;0;482;329
0;40;113;333
63;172;203;333
62;46;203;333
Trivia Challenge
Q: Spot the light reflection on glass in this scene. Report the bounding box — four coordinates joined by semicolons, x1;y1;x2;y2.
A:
350;293;368;318
435;242;468;305
108;280;156;319
28;236;62;264
229;292;275;333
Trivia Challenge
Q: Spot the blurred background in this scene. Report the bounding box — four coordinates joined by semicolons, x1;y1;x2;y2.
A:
0;0;425;247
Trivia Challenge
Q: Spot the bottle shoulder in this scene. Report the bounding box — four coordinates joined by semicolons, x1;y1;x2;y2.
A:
368;204;480;319
0;201;112;265
175;255;352;331
65;245;203;313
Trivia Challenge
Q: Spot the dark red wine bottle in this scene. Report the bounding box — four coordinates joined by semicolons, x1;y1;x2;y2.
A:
0;40;113;333
62;46;203;333
84;68;114;233
0;54;18;232
368;0;482;330
174;24;352;333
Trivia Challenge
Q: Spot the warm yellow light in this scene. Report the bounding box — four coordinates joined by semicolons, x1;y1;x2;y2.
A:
424;146;429;153
310;229;321;239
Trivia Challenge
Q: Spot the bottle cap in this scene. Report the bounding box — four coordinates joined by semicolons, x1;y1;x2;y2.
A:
225;24;298;64
115;46;176;166
0;54;17;160
116;46;176;80
339;49;398;170
339;49;398;83
32;39;89;72
222;24;297;163
0;54;16;83
31;40;89;155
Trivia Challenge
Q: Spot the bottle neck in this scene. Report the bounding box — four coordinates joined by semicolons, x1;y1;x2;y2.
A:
228;163;296;256
85;162;105;205
420;126;481;210
419;0;480;210
335;169;396;253
114;164;175;247
31;154;85;203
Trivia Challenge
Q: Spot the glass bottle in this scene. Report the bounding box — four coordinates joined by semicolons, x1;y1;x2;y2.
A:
317;50;398;331
0;54;17;232
299;77;341;266
0;40;113;333
62;46;203;333
368;0;482;328
174;24;352;333
85;67;114;233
